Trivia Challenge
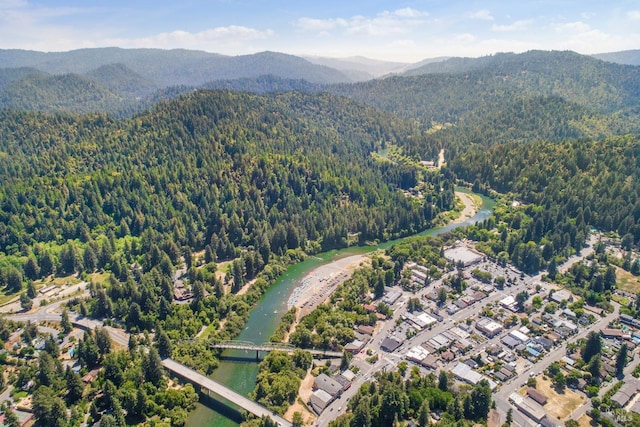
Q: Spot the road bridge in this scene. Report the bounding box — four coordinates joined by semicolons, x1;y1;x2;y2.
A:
210;340;343;359
161;358;291;426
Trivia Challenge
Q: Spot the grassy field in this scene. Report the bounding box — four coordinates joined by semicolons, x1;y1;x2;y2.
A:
536;376;584;420
616;266;640;294
577;413;594;427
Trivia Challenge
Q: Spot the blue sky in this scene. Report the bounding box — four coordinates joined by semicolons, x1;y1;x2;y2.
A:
1;0;639;62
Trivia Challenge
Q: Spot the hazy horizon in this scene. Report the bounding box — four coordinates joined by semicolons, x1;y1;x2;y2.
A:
0;1;638;62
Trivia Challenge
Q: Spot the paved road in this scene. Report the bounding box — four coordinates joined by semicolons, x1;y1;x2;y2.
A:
567;336;640;423
494;302;619;425
161;358;291;427
4;295;130;347
0;385;14;407
318;235;600;426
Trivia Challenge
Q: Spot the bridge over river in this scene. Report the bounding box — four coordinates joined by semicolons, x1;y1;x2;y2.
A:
210;340;343;359
161;358;291;426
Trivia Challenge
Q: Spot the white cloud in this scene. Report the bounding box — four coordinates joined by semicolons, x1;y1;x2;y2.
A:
628;10;640;20
491;19;533;32
0;0;97;50
296;8;429;37
296;17;347;32
109;26;274;50
455;33;477;43
394;7;428;18
467;10;494;21
553;21;591;33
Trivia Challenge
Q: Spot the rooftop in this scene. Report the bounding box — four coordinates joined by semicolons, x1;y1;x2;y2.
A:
444;246;483;265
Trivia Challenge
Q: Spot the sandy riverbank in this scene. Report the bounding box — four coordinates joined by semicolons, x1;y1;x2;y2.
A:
452;191;481;224
287;191;480;315
282;190;481;424
287;254;368;318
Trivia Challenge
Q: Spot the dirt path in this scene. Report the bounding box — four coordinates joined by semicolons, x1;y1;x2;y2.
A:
437;148;445;168
284;371;317;424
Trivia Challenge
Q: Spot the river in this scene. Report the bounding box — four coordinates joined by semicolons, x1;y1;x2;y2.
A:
187;191;494;426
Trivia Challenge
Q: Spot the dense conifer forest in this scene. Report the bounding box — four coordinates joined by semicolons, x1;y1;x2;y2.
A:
1;48;640;426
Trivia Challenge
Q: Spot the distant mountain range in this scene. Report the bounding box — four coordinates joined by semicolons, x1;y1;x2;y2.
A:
0;47;639;117
593;49;640;66
0;48;353;86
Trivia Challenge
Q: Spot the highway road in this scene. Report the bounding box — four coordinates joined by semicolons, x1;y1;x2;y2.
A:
3;286;130;347
162;358;292;427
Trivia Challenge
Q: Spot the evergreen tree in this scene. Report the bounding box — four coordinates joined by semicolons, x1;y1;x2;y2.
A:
83;245;98;273
506;408;513;426
582;331;602;364
438;370;449;392
143;347;164;386
19;293;32;311
59;243;78;275
156;327;172;358
39;250;55;277
23;256;40;280
94;327;112;356
3;407;19;427
418;399;430;427
66;366;84;403
33;385;68;427
352;395;372;427
5;266;23;293
547;257;557;279
103;353;125;387
616;344;628;376
588;355;602;385
61;309;72;334
27;280;37;299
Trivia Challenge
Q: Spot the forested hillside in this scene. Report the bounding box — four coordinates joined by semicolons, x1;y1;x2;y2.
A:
593;49;640;66
0;48;353;86
402;95;637;159
2;46;640;427
0;72;129;114
0;89;452;264
329;51;640;150
448;134;640;274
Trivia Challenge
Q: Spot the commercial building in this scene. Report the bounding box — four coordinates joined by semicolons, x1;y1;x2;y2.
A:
509;393;547;423
314;373;342;397
550;289;571;303
451;362;497;390
500;295;519;312
403;312;437;330
381;337;402;352
309;389;334;413
344;339;365;354
476;317;503;338
509;329;530;344
444;246;483;267
382;287;402;305
527;388;548;405
406;346;430;363
502;335;520;349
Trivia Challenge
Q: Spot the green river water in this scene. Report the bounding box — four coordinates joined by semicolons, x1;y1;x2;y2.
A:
187;191;494;426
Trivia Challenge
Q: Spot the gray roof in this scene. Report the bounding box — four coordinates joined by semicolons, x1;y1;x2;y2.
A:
314;374;342;397
309;389;333;412
502;335;520;348
381;337;402;352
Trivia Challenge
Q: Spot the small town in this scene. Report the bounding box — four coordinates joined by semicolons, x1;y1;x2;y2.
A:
305;235;640;427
